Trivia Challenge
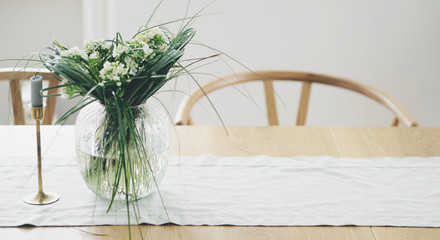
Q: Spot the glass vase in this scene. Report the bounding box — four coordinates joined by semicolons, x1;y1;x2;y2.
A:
75;99;170;201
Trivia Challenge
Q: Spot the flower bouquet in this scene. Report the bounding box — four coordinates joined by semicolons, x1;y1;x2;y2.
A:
38;16;198;225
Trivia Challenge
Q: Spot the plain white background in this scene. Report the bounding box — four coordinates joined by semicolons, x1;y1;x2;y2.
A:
1;0;439;126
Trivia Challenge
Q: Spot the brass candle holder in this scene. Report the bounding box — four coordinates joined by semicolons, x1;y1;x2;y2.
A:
23;106;60;205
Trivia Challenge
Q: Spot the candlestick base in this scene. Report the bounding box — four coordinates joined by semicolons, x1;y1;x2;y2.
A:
23;191;59;205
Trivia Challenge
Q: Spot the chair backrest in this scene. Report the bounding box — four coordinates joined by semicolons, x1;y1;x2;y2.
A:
175;71;418;127
0;68;59;125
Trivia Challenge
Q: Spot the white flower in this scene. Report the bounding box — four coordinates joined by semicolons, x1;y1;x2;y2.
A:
60;89;69;99
89;51;99;59
99;61;128;83
60;46;88;59
142;43;153;57
116;63;128;75
60;78;69;99
146;27;162;39
134;27;168;44
147;27;168;42
124;57;138;75
83;39;95;53
113;44;129;58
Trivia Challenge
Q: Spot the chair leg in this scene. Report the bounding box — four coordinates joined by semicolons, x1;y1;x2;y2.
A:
10;79;25;125
391;117;400;127
296;82;311;126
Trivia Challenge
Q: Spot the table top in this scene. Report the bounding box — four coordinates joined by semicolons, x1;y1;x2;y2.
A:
2;125;440;240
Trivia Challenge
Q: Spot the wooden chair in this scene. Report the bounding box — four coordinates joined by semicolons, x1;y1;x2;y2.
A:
0;68;59;125
175;71;418;127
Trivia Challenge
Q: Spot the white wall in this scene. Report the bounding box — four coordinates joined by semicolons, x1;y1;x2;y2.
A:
0;0;83;124
1;0;439;126
102;0;440;126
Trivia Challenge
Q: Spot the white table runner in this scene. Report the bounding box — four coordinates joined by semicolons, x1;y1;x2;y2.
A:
1;126;440;227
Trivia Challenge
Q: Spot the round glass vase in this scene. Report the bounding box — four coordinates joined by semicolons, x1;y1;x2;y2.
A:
75;99;170;201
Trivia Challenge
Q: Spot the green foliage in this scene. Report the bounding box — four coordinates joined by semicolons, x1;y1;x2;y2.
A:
41;26;195;112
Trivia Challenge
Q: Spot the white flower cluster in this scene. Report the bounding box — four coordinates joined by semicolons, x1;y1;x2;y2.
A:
99;61;129;86
141;44;153;57
60;47;88;59
132;27;169;54
89;51;99;59
57;27;170;91
134;27;168;43
113;44;129;58
124;57;138;75
84;39;112;52
83;39;95;53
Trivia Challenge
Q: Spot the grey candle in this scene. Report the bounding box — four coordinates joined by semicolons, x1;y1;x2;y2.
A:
31;74;43;107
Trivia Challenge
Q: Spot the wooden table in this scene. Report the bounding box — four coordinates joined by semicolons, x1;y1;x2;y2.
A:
2;126;440;240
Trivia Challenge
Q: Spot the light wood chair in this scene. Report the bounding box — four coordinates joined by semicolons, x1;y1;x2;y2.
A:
0;68;59;125
175;71;418;127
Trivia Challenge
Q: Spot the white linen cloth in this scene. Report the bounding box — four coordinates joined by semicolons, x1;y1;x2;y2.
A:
1;126;440;227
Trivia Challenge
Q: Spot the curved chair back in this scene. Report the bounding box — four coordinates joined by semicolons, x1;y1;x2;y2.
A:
0;68;59;125
175;71;418;127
